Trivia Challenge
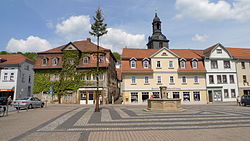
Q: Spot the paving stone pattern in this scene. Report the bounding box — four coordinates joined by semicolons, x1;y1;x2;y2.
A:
1;104;250;141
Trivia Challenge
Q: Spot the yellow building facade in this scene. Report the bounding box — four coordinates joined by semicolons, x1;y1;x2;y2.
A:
122;47;207;105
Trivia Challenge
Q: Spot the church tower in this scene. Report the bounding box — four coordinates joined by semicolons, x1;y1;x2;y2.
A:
147;13;169;49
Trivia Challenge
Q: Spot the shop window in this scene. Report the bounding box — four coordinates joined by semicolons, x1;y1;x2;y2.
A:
224;89;229;98
231;89;236;98
131;92;138;103
173;92;180;99
153;92;160;98
142;92;149;103
193;92;200;101
183;92;190;101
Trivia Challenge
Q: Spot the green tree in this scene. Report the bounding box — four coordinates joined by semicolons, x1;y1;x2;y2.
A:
89;8;108;112
113;52;121;61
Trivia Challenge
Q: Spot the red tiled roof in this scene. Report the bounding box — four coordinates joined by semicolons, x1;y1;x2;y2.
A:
227;48;250;59
122;48;158;59
171;49;203;59
0;54;34;66
178;61;206;73
39;39;109;54
121;59;153;73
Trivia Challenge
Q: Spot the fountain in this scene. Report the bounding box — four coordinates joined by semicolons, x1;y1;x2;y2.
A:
147;86;182;112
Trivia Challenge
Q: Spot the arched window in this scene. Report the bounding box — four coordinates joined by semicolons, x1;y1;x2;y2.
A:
83;57;90;64
42;58;48;65
130;58;137;68
52;57;58;65
192;59;198;68
180;58;186;69
143;61;149;68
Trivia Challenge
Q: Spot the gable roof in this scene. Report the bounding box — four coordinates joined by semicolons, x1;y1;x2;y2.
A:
39;39;109;54
171;49;202;59
0;54;34;66
203;43;232;58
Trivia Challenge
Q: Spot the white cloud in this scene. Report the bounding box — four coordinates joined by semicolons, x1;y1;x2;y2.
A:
6;36;52;52
175;0;250;22
55;15;91;40
192;34;208;42
100;28;146;53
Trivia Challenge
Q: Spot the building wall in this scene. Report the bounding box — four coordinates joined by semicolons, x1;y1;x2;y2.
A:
235;60;250;96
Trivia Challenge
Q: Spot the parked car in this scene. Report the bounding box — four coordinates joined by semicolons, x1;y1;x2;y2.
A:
13;97;44;110
241;95;250;106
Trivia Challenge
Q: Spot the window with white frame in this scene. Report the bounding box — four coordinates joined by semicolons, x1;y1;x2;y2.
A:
243;75;247;83
192;60;198;68
143;60;149;68
193;92;200;101
224;61;230;69
83;57;90;64
86;74;91;80
168;61;174;68
131;76;136;84
224;89;229;98
169;76;174;83
231;89;236;98
173;92;180;98
81;74;85;81
10;73;14;81
52;57;58;65
182;76;187;83
209;75;214;84
131;60;136;68
157;76;162;84
183;92;190;101
180;59;186;69
99;56;104;63
3;73;8;81
211;60;218;69
42;58;48;65
217;49;222;54
156;61;161;68
144;76;149;84
217;75;222;84
222;75;227;83
230;75;235;84
99;73;104;80
194;76;199;83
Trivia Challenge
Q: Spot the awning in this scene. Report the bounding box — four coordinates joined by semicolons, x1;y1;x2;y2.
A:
0;86;14;92
0;89;13;92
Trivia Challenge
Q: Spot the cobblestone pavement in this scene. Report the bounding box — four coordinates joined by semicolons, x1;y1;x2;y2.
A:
1;104;250;141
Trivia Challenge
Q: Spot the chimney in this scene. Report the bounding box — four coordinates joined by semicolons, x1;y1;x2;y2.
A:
86;38;91;42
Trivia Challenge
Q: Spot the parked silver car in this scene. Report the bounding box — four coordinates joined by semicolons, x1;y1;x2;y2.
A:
13;97;44;110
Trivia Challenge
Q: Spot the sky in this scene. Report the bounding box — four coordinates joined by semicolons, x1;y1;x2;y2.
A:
1;0;250;53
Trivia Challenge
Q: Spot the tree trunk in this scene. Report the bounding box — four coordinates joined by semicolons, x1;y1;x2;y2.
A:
95;36;100;112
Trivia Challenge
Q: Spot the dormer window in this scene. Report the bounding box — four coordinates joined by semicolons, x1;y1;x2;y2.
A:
180;58;186;69
130;58;137;68
99;56;104;63
83;57;90;64
52;57;59;65
192;59;198;68
42;58;48;65
143;58;150;68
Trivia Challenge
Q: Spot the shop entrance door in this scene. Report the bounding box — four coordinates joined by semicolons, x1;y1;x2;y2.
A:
208;91;213;102
214;90;222;102
88;91;94;104
80;92;86;104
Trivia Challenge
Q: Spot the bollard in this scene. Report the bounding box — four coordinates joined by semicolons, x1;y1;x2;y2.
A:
17;102;20;113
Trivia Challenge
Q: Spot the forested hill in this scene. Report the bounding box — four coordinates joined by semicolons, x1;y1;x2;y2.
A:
0;51;37;62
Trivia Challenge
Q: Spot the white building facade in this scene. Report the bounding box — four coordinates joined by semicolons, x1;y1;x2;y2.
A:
0;55;34;100
204;44;239;102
